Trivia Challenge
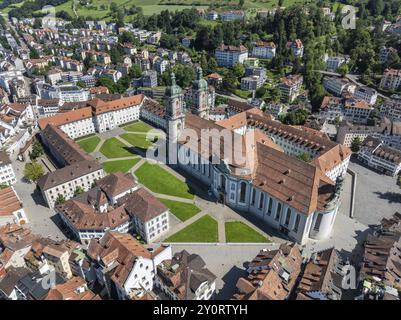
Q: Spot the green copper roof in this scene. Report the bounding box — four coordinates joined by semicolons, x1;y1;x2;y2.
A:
165;73;182;97
192;67;208;91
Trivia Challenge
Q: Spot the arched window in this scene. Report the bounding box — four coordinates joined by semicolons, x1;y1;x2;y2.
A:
251;189;256;206
293;214;300;233
267;198;273;215
275;203;282;221
259;193;265;209
285;208;292;226
314;214;323;231
239;182;247;203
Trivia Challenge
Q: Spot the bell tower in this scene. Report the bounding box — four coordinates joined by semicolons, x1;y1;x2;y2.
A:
191;67;209;119
165;73;185;162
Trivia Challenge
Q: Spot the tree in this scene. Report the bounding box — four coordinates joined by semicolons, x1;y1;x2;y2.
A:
207;57;218;74
222;71;238;93
0;183;9;190
55;194;65;205
256;86;267;98
296;152;311;162
24;162;44;182
238;0;245;8
281;109;309;125
74;186;84;197
337;64;349;77
351;137;362;153
76;81;86;88
129;64;142;79
30;140;44;160
233;63;245;78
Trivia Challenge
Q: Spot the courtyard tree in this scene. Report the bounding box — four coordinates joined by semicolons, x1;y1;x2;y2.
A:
55;194;65;205
351;137;363;153
23;161;44;182
74;186;84;197
30;140;44;160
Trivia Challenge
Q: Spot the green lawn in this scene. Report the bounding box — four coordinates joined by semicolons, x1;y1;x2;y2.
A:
99;137;135;159
159;198;201;221
120;133;154;150
77;136;100;153
102;158;141;174
19;0;311;20
122;121;153;133
225;221;270;243
165;215;218;242
135;162;194;199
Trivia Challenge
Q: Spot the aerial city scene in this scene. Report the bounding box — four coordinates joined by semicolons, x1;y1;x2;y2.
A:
0;0;400;305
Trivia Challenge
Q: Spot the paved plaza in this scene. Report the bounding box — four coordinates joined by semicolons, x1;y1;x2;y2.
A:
349;160;401;226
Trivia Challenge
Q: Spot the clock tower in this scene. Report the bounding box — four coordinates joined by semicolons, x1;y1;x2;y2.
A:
191;67;209;119
165;73;185;163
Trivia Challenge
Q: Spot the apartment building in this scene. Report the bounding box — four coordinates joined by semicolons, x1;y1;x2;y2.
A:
358;136;401;176
220;10;245;21
232;243;302;300
87;232;172;300
379;46;398;65
215;44;249;67
0;186;28;226
251;41;276;59
155;250;217;300
286;39;304;57
354;86;378;106
380;96;401;122
343;98;373;124
325;56;348;72
58;85;90;103
42;244;73;279
380;69;401;91
296;247;346;300
322;76;355;97
0;151;17;186
278;74;303;102
119;188;170;243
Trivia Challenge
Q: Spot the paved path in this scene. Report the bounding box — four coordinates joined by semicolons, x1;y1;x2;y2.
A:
93;138;105;153
102;155;140;162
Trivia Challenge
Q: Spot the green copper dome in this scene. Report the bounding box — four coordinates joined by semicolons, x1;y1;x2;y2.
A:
192;67;208;91
165;73;182;97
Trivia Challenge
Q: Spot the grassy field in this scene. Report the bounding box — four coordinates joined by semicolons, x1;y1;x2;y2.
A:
225;221;270;243
159;198;201;221
120;133;154;150
1;0;314;18
165;215;218;242
122;121;153;133
99;137;135;158
102;158;140;173
77;136;100;153
135;162;194;199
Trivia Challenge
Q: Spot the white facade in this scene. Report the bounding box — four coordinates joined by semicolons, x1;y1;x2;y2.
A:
59;117;96;139
215;47;249;67
252;43;276;59
94;104;141;133
354;87;378;106
131;210;170;243
0;159;17;185
42;168;105;208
